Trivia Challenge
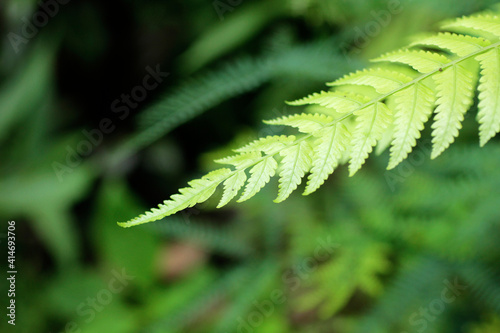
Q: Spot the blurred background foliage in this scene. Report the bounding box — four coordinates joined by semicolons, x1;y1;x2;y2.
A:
0;0;500;332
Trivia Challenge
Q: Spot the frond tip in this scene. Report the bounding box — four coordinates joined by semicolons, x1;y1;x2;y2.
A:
117;168;231;228
119;11;500;227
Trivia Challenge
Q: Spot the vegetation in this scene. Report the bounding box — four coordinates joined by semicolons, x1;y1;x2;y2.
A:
1;1;499;332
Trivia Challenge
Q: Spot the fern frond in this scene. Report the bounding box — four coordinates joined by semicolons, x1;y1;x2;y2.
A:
264;113;334;133
215;151;262;169
123;57;270;154
305;123;350;194
238;156;278;202
119;11;500;227
476;48;500;146
118;40;360;156
372;50;450;73
218;170;247;208
117;169;231;227
298;237;390;318
276;141;313;202
411;32;491;56
212;259;279;333
430;63;476;158
443;14;500;38
349;102;392;175
234;135;296;154
328;68;413;94
287;91;370;112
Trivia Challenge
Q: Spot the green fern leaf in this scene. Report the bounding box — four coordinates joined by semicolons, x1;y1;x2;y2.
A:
305;123;350;195
218;170;247;208
373;50;450;73
298;238;390;318
411;32;491;57
287;91;369;112
117;168;231;227
234;135;296;154
349;102;392;175
443;14;500;38
328;68;413;94
388;82;435;169
117;40;361;157
275;141;313;202
431;64;476;158
215;152;262;169
476;48;500;146
238;157;278;202
264;113;334;133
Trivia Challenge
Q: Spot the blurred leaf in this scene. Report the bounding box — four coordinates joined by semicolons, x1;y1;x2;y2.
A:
0;153;95;266
91;178;161;288
0;39;56;143
180;1;284;72
212;259;280;333
297;230;390;318
355;256;452;333
117;39;361;158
